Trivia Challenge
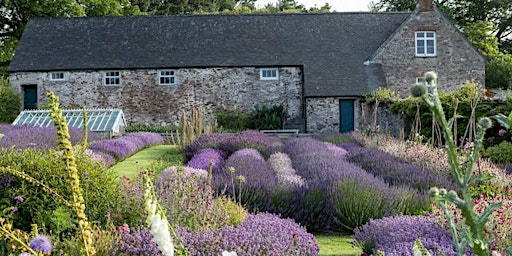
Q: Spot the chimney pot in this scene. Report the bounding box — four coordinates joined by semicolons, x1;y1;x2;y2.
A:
418;0;434;11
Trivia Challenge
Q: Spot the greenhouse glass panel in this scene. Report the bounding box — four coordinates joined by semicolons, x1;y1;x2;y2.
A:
12;109;126;134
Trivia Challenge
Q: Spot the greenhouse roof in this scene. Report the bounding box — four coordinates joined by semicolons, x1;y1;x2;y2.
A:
12;109;126;132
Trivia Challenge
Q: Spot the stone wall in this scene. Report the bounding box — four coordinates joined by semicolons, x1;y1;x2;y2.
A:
306;97;360;133
9;67;302;127
374;8;486;96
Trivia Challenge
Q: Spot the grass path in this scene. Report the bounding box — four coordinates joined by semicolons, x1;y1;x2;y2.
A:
108;144;180;179
316;235;361;256
109;144;361;255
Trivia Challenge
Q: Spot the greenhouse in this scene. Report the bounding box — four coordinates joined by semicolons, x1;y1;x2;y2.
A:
12;109;126;138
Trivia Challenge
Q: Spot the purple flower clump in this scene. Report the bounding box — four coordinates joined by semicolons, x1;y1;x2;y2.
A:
214;148;277;213
353;215;457;256
113;226;163;256
87;132;162;160
29;235;53;254
176;213;319;256
346;147;456;192
186;148;226;172
0;124;98;151
184;131;283;161
283;137;424;232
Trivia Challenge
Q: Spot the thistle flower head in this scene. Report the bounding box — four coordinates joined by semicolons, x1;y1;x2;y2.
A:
227;166;236;174
429;187;440;197
425;71;438;83
236;175;246;184
479;117;493;129
29;235;52;254
411;83;427;97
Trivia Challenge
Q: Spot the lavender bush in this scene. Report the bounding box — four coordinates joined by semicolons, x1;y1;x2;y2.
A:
0;124;98;150
176;213;319;256
214;148;278;213
353;215;456;256
156;166;246;231
346;147;456;192
88;132;164;160
186;148;226;172
284;137;428;231
112;226;163;256
184;130;283;160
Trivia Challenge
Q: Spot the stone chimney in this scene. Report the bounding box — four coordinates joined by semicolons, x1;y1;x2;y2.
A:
418;0;434;11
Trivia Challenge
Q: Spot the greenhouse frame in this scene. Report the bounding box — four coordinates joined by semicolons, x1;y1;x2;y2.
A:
12;109;127;138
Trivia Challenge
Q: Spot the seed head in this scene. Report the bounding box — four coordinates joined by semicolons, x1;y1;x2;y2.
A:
411;83;427;97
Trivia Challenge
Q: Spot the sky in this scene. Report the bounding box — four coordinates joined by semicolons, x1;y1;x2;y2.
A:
255;0;374;12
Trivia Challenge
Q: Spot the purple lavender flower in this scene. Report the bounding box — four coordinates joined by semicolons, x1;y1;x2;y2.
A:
176;213;319;255
353;215;456;255
8;206;18;214
186;148;226;172
112;226;163;256
28;235;53;254
499;129;507;136
12;196;24;202
1;175;11;187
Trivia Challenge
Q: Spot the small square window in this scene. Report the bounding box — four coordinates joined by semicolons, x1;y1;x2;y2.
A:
104;71;121;86
260;68;279;80
50;72;65;81
416;77;426;84
159;70;177;85
415;31;436;57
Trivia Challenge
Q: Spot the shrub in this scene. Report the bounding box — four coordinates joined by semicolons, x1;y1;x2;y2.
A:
215;148;277;213
0;148;122;232
176;213;319;256
353;215;456;255
268;152;306;188
183;133;231;160
483;141;512;165
0;78;21;123
248;104;285;130
346;147;456;192
125;124;178;133
185;148;226;172
156;166;247;231
0;124;98;151
215;108;250;132
112;226;163;256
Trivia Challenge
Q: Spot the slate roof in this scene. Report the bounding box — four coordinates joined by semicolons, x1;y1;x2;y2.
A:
9;12;410;97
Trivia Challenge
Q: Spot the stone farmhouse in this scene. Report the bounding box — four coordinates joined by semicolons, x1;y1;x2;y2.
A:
8;0;485;133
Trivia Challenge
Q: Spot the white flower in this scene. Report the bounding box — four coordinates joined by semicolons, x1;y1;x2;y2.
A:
144;173;174;256
222;251;238;256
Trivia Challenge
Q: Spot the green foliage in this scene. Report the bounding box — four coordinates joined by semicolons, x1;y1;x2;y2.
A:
364;87;399;104
125;124;179;133
391;83;512;146
482;141;512;165
48;207;76;235
486;56;512;89
0;78;21;123
0;148;122;232
248;105;285;130
215;108;250;132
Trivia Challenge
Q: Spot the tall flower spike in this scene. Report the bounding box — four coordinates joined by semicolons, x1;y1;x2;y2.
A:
47;92;96;256
143;169;174;256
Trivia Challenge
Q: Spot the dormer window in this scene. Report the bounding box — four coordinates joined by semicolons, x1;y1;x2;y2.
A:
260;68;279;80
415;31;436;57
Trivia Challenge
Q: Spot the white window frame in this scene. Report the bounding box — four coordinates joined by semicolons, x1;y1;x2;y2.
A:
50;72;66;81
415;31;436;57
158;70;177;85
416;77;426;84
104;71;121;86
260;68;279;80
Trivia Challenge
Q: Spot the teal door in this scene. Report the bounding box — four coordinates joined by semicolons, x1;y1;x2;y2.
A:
23;85;37;109
339;99;355;133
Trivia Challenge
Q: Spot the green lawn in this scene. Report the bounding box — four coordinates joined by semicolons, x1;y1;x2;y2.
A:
108;144;183;179
316;235;362;256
